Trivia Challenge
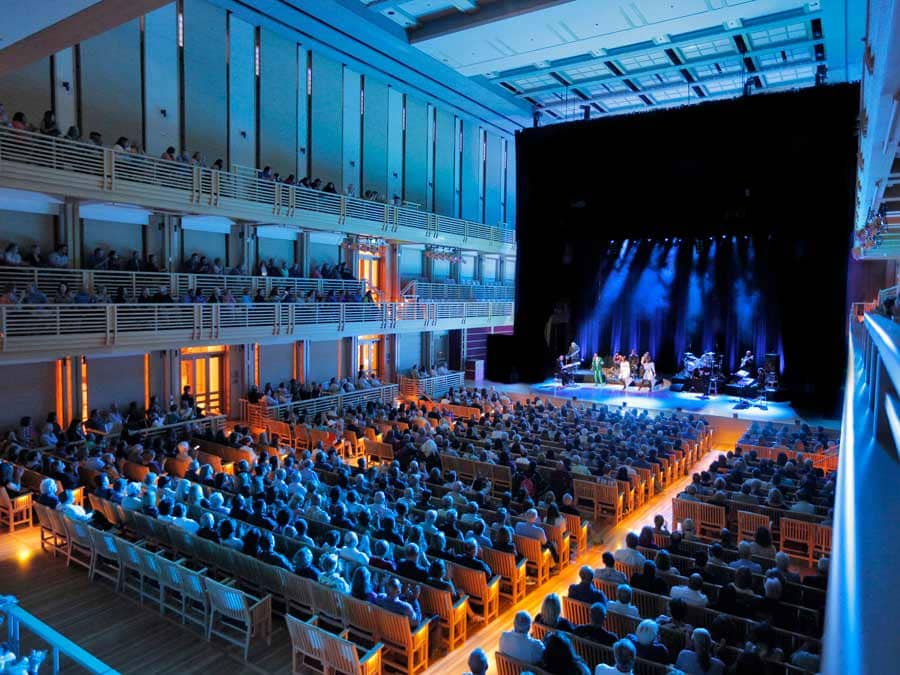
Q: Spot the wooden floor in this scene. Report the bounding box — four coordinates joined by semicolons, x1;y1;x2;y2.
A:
0;449;713;675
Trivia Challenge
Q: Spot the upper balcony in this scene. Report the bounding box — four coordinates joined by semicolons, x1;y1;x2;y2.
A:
0;127;516;256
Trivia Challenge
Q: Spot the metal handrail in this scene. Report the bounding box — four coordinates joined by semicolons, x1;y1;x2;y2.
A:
1;596;119;674
398;371;466;398
0;302;515;352
0;127;515;248
401;280;516;301
242;384;399;422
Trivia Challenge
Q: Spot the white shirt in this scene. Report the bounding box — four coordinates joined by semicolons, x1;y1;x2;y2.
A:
595;665;631;675
340;547;370;565
172;516;199;534
499;630;545;665
614;547;646;568
607;601;640;618
670;585;709;607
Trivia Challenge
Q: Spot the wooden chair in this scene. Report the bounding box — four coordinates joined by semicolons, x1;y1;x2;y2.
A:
481;547;527;604
418;583;467;651
325;626;383;675
116;537;147;598
136;545;165;609
206;577;273;661
494;652;554;675
279;569;315;619
370;602;431;675
173;560;212;631
33;503;64;557
514;534;551;586
814;523;832;560
596;482;624;522
308;578;345;630
0;487;32;533
737;510;771;544
561;596;592;625
87;526;121;585
781;518;815;565
540;522;571;570
341;594;379;648
286;613;327;674
58;514;92;570
449;563;500;623
564;512;589;560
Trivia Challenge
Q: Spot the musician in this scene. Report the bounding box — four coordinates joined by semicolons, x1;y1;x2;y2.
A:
567;341;581;364
613;352;624;365
641;352;656;390
591;353;604;386
619;356;631;391
628;349;639;372
557;355;573;386
739;350;754;372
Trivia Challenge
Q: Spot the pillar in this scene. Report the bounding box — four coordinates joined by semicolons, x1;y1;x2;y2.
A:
162;349;181;407
161;215;181;272
497;256;506;284
52;48;77;135
384;334;399;384
384;242;401;301
423;248;435;281
342;337;359;379
421;331;433;369
72;355;87;422
227;222;254;274
296;231;311;277
59;198;81;268
296;340;310;383
474;253;484;284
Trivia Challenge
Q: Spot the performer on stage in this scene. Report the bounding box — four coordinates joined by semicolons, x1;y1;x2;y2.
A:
567;341;581;364
739;350;755;372
557;355;572;386
641;352;656;390
619;356;631;391
591;353;604;386
628;349;639;372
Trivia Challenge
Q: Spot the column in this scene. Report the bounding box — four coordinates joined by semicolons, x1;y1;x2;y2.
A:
383;242;401;302
421;332;433;369
342;337;359;379
474;253;484;284
162;349;181;407
59;198;81;268
228;222;255;273
161;215;181;272
384;334;399;384
57;357;75;426
72;355;87;422
295;339;310;383
296;231;311;277
423;248;434;281
497;256;506;284
52;48;77;135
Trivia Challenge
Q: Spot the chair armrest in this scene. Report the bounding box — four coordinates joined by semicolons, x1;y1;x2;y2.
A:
13;494;32;507
515;558;527;571
307;615;319;626
360;642;383;666
411;616;434;638
487;575;501;590
249;593;272;616
338;628;351;640
452;594;469;611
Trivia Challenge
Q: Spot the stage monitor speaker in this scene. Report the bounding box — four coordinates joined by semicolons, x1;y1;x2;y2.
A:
669;383;685;392
486;334;518;382
764;353;780;374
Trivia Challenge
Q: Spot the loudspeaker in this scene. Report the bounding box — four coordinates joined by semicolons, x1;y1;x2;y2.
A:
669;383;685;392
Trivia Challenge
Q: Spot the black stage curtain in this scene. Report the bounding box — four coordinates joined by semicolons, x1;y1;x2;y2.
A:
512;84;858;415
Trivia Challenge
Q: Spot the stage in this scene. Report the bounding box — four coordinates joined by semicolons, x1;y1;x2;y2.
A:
486;377;817;425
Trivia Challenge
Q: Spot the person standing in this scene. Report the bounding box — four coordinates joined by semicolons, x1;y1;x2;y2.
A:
591;353;605;386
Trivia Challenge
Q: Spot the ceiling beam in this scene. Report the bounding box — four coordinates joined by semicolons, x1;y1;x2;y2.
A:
409;0;578;43
0;0;171;77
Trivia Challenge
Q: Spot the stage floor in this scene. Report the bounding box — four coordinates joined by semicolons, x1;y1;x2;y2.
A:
485;378;813;424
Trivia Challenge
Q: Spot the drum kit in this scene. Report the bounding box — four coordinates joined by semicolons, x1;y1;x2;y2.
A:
681;350;724;396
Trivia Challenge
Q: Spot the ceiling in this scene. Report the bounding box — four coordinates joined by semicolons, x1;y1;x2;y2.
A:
0;0;100;49
359;0;865;123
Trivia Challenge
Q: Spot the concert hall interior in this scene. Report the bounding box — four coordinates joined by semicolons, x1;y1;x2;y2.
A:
0;1;897;675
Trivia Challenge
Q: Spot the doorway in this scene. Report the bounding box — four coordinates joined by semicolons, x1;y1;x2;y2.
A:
180;346;226;415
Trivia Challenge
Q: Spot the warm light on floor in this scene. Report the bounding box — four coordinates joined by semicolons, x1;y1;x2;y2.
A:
16;546;34;564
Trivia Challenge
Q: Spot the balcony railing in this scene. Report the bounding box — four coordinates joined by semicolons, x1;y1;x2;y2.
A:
823;310;900;674
0;267;365;300
1;596;119;674
398;371;466;399
0;127;515;252
240;384;398;428
0;301;514;357
401;280;515;301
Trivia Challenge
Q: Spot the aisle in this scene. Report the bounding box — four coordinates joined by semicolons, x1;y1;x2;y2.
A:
422;449;711;674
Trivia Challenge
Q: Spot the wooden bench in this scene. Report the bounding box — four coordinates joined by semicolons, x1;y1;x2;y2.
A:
481;547;527;604
286;614;382;675
514;534;551;586
448;561;500;623
362;439;394;463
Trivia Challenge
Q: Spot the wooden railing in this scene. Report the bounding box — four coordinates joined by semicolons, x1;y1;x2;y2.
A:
0;127;515;252
401;280;515;301
0;596;119;674
0;267;365;300
240;384;398;426
0;302;514;357
398;371;466;399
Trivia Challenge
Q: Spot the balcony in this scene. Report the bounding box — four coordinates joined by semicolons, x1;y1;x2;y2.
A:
398;371;465;398
401;280;515;301
0;127;515;255
0;301;514;361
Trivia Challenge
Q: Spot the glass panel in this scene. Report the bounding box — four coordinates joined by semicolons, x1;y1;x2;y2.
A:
209;357;221;394
180;359;192;392
195;358;207;396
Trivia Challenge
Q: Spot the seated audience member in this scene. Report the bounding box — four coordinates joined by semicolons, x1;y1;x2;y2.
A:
499;611;545;665
292;546;322;580
596;551;627;584
36;478;60;508
630;560;668;595
258;532;293;571
728;541;762;573
670;573;709;607
375;577;422;627
594;638;637;675
463;648;488;675
771;551;801;584
569;565;608;605
317;553;350;593
574;601;618;646
750;526;777;559
614;532;647;567
607;584;640;618
540;632;590;675
170;502;199;533
535;593;575;633
801;557;829;589
675;628;726;675
628;619;669;663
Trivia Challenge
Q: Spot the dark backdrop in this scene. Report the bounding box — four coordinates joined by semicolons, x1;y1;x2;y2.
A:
511;84;858;414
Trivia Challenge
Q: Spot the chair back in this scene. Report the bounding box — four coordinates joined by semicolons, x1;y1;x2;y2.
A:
206;577;251;623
